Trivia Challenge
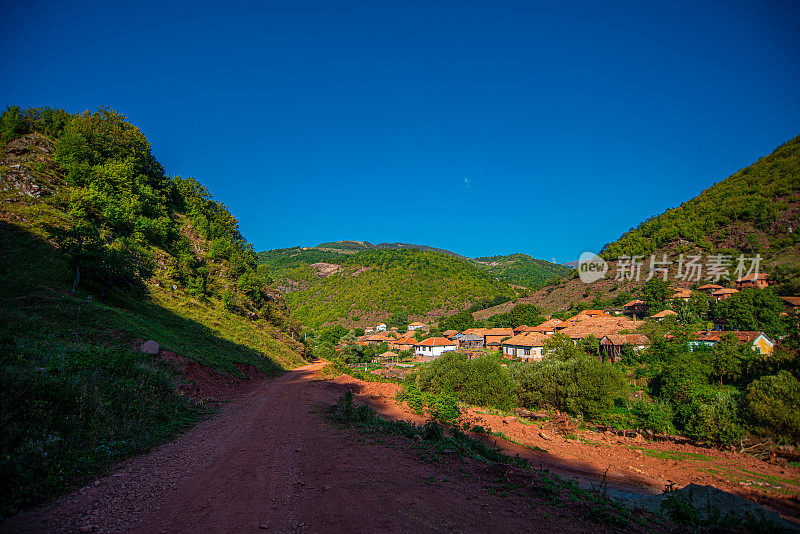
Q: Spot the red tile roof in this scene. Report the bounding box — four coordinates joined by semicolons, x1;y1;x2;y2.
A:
623;300;646;308
780;296;800;307
503;332;549;347
484;328;514;337
691;331;770;343
737;273;769;282
712;288;739;296
600;334;650;346
651;309;678;318
698;284;723;290
416;337;457;347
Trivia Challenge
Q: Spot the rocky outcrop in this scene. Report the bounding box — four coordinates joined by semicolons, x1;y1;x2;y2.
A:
1;133;65;198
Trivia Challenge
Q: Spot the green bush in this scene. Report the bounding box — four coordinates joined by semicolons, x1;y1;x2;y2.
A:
515;353;628;420
744;371;800;442
415;352;517;411
630;400;675;434
684;389;744;445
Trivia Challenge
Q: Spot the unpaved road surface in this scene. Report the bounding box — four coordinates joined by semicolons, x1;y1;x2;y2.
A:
3;363;635;533
4;362;797;533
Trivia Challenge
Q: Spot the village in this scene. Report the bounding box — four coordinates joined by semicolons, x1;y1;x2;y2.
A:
350;272;796;367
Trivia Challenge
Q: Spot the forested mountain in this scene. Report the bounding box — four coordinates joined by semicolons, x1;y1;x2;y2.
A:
473;253;571;287
0;106;305;515
257;247;517;328
601;135;800;262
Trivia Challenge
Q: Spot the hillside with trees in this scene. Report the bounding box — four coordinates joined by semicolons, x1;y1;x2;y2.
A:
0;106;306;515
473;252;571;287
601;134;800;262
257;246;518;328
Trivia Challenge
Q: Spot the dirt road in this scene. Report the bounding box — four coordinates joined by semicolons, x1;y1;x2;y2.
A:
5;362;797;533
3;363;626;533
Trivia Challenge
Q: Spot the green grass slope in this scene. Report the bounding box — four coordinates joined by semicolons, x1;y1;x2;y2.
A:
0;106;305;517
257;247;517;328
602;134;800;261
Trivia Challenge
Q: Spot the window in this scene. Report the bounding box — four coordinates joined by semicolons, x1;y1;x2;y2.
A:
524;348;531;355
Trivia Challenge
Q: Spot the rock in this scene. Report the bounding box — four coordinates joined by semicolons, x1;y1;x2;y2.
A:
502;416;516;424
259;524;269;529
140;340;160;355
633;433;645;443
539;431;552;441
78;526;93;533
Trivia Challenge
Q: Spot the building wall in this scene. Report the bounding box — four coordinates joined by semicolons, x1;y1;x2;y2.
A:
414;345;456;358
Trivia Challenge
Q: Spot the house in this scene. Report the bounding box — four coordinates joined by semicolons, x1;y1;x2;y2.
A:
622;300;647;318
502;332;548;361
688;331;774;355
442;329;460;339
458;333;484;350
556;315;640;344
735;273;770;290
711;288;739;301
363;332;394;345
390;336;418;352
671;288;693;302
697;284;723;296
650;309;678;322
414;337;457;360
463;327;488;337
483;328;514;351
375;351;397;362
528;319;565;335
599;334;650;363
365;327;375;334
780;296;800;314
376;323;387;332
408;321;426;331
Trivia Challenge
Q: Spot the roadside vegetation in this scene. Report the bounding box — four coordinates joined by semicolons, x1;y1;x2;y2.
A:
0;106;306;518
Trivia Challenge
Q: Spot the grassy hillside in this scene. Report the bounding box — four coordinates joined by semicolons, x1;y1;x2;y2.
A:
258;247;517;328
0;106;305;517
602;134;800;261
473;253;571;287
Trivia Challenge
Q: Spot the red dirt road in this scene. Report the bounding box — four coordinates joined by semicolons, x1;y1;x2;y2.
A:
4;363;638;534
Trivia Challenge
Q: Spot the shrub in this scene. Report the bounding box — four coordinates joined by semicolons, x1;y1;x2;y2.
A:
744;371;800;442
516;354;628;420
415;352;517;411
630;400;675;434
684;389;744;445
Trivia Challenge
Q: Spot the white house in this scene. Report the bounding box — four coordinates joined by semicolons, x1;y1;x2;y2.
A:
376;323;387;332
501;332;548;361
414;337;457;360
408;321;425;331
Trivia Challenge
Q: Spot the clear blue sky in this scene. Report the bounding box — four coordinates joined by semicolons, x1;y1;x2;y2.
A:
2;1;799;263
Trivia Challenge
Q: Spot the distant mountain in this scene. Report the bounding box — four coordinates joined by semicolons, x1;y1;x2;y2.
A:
473;253;572;287
315;240;467;258
257;247;516;328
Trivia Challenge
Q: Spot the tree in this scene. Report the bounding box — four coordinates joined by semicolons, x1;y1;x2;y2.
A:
642;279;670;314
711;288;789;338
319;325;348;346
709;333;745;385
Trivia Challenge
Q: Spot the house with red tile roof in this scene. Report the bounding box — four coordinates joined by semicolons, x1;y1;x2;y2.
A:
442;329;460;339
414;337;457;360
622;299;647;318
501;332;549;361
735;273;770;290
390;336;418;352
780;296;800;313
711;288;739;301
688;331;774;355
527;318;565;334
671;288;693;302
599;334;650;362
483;328;514;351
649;309;678;321
697;284;723;296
